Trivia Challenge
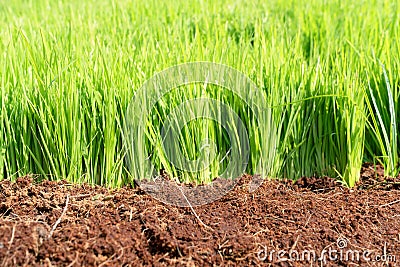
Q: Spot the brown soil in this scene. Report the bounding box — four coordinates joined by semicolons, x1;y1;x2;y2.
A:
0;163;399;266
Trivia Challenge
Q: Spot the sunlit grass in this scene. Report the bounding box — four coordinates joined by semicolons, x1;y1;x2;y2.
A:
0;0;399;187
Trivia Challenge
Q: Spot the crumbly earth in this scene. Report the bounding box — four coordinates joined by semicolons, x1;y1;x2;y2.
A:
0;163;399;266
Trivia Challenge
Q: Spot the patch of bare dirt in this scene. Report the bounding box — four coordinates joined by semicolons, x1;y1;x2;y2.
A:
0;164;399;266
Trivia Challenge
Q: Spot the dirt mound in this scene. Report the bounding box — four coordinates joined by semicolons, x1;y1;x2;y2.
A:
1;165;399;266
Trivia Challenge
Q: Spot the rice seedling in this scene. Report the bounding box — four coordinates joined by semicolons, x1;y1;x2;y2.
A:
0;0;399;187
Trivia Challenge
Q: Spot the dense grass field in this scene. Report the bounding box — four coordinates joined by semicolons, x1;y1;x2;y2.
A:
1;0;399;187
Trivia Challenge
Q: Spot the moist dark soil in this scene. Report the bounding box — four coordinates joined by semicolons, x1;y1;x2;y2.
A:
0;163;399;266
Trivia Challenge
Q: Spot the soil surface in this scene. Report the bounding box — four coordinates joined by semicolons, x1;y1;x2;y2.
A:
1;163;400;266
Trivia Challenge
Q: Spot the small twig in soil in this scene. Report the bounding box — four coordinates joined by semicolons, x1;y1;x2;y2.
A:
102;195;114;201
366;181;400;190
311;187;337;192
98;246;124;267
290;234;301;251
176;185;214;232
380;199;400;208
265;215;295;224
59;184;75;187
66;252;79;267
48;194;70;239
290;212;312;251
7;223;16;250
0;207;12;218
45;258;53;267
70;193;92;199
